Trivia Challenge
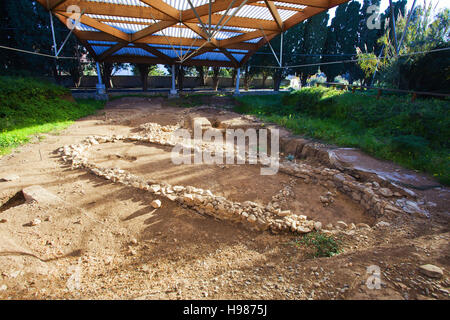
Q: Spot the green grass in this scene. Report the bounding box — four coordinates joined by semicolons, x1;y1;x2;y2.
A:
294;232;341;258
0;77;105;155
235;87;450;185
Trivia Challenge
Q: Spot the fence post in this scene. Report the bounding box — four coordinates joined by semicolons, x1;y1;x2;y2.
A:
411;92;417;102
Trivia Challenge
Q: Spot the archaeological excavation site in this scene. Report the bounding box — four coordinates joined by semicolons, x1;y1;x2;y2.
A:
0;0;448;305
0;95;448;300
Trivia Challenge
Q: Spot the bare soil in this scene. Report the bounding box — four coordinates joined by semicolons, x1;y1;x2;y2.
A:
0;97;448;300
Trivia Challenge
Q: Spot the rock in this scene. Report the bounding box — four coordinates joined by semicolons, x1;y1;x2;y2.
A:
375;221;390;228
0;284;7;291
247;214;257;223
419;264;443;278
297;226;311;234
166;195;177;201
22;185;63;205
277;210;291;217
325;223;333;230
31;218;42;226
130;238;138;245
336;221;348;229
0;174;19;182
379;188;393;197
356;223;371;230
104;256;114;265
151;199;162;208
313;221;322;231
396;199;429;218
190;117;212;131
129;247;137;256
149;185;161;193
0;219;7;223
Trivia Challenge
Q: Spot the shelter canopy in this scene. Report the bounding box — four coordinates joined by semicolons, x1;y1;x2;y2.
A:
36;0;349;67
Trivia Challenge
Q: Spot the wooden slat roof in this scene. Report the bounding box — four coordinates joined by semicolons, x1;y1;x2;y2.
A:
36;0;349;67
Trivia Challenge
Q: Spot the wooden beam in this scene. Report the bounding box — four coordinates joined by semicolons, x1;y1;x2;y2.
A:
53;1;280;31
219;30;276;48
131;20;175;43
138;0;180;21
104;55;236;67
98;42;128;61
53;0;169;20
272;0;331;9
264;1;284;30
133;43;175;64
57;12;131;42
180;0;260;22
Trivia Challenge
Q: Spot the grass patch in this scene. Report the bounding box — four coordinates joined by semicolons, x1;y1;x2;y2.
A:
294;232;341;258
0;77;105;155
235;87;450;185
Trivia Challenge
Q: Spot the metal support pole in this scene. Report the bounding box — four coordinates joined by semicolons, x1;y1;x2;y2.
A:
96;62;102;84
398;0;417;52
371;44;385;86
95;62;106;96
49;11;58;57
235;68;241;95
280;32;283;67
170;64;178;95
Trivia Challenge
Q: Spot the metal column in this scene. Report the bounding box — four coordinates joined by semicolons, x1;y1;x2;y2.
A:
234;68;241;95
95;62;106;98
170;64;178;95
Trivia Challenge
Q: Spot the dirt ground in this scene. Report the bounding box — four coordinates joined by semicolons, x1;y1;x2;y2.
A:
0;96;448;300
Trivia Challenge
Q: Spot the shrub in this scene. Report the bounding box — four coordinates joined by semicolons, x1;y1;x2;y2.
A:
0;76;104;154
235;87;450;185
295;232;341;258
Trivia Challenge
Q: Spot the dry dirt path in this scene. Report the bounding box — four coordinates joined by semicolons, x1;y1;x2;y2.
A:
0;97;448;300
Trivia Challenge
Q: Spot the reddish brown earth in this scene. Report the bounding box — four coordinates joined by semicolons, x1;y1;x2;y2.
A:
0;97;448;300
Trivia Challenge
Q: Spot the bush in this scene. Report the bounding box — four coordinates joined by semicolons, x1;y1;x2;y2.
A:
295;232;341;258
0;76;105;154
235;87;450;185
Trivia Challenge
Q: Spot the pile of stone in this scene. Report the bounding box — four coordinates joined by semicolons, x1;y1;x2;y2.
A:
278;161;428;218
56;122;428;235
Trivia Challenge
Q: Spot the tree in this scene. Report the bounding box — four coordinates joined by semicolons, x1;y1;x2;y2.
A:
1;0;85;85
375;2;449;90
195;66;207;86
212;67;220;91
322;1;361;83
296;11;329;84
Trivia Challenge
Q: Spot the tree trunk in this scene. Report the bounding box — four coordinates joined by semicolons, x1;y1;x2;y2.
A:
101;62;114;89
70;67;82;88
137;64;150;91
212;67;220;91
273;70;283;92
301;73;308;86
262;73;268;89
177;65;185;91
195;66;205;86
231;68;237;87
52;62;61;84
243;66;252;91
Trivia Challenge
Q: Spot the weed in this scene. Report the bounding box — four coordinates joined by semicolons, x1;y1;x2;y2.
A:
294;232;341;258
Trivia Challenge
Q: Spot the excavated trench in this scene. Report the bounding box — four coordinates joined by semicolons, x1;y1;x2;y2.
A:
86;140;374;227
